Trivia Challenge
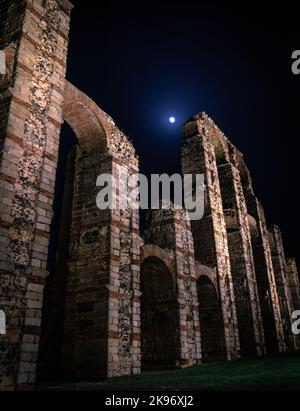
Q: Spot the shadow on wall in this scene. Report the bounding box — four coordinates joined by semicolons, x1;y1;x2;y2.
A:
141;256;180;370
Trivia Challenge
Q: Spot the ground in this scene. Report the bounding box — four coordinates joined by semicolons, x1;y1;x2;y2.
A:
37;352;300;391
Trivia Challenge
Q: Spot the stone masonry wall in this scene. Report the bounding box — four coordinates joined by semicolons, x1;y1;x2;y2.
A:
0;0;299;392
37;145;76;380
0;0;72;390
269;225;298;349
287;259;300;311
140;253;180;370
189;113;265;356
182;114;240;361
237;155;285;353
107;155;141;378
218;157;265;356
143;208;201;367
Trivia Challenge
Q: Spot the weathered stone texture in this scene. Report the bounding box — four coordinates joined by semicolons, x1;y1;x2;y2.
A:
0;1;299;392
143;207;201;368
190;115;265;357
239;163;285;353
1;0;71;390
269;225;298;349
182;114;240;361
287;259;300;311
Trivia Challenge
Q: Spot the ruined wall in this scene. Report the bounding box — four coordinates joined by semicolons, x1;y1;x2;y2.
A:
196;275;226;362
181;112;298;358
0;0;72;390
182;115;240;361
269;226;298;349
140;254;179;370
61;83;141;380
0;0;299;392
186;114;265;356
0;0;141;389
32;81;142;381
218;152;265;355
37;144;76;380
287;259;300;311
143;208;201;367
0;0;27;160
236;153;285;353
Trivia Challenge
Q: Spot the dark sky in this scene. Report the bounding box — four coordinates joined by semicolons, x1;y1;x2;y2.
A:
62;0;300;264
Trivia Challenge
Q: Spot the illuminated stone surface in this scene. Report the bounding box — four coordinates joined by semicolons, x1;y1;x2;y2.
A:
0;0;299;391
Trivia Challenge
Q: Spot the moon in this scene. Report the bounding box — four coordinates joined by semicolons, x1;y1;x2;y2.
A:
169;116;176;124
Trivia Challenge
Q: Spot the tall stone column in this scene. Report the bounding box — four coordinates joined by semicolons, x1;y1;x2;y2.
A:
182;114;240;361
287;258;300;311
0;0;73;390
241;180;285;353
106;156;141;378
217;157;265;356
173;209;201;367
270;225;299;349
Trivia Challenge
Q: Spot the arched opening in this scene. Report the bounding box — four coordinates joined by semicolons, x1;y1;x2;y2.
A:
197;275;227;362
141;257;180;370
37;83;113;382
38;123;77;381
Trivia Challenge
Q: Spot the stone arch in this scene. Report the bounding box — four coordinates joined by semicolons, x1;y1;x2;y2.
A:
63;81;136;160
196;275;227;363
63;81;108;151
140;254;180;370
38;81;140;381
195;262;218;292
140;244;176;285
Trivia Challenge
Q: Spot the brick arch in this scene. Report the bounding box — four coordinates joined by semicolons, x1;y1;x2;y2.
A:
63;81;137;162
38;81;140;381
196;274;227;362
63;81;109;151
140;249;180;370
195;262;218;292
140;244;176;283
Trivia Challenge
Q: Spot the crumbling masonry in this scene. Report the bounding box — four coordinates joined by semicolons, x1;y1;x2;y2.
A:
0;0;299;390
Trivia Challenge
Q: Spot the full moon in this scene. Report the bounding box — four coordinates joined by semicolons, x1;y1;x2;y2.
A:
169;116;176;124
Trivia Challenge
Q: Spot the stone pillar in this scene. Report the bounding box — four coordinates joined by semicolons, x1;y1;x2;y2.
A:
106;156;141;378
143;208;201;367
269;225;298;349
182;114;240;361
0;0;72;390
241;180;285;352
173;210;201;367
60;150;114;380
217;157;265;356
287;258;300;311
59;145;141;380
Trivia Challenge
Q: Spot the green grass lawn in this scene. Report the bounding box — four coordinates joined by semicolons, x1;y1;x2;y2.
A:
38;352;300;391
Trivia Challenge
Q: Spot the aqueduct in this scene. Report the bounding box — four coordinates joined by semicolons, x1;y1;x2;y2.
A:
0;0;299;390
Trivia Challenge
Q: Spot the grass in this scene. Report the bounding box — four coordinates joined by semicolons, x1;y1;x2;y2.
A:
37;352;300;391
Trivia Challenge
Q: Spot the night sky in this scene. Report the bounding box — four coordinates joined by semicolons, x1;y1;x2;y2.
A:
60;0;300;265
